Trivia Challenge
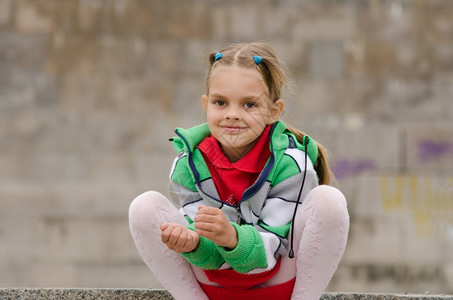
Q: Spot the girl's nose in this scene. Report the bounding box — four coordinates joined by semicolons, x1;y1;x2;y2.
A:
225;107;241;120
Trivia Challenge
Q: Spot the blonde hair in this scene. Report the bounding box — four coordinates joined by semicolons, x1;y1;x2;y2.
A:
206;42;331;185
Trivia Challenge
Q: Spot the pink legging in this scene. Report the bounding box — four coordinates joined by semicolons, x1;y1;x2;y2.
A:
128;185;349;300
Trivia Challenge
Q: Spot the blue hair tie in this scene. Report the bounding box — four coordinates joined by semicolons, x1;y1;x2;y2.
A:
214;52;223;61
253;55;262;64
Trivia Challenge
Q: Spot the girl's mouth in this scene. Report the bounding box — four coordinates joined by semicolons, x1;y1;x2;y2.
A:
221;125;245;133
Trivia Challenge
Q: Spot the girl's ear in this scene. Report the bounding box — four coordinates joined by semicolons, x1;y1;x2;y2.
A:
202;95;208;111
268;99;284;124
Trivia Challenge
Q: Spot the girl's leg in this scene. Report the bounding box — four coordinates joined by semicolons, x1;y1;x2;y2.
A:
128;191;209;300
264;185;349;300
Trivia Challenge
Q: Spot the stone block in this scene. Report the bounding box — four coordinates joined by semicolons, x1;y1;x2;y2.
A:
28;263;160;289
446;263;453;293
329;78;380;117
229;4;260;40
144;41;181;81
28;264;77;287
0;113;77;153
287;78;336;120
95;36;148;77
0;0;11;26
47;36;148;78
46;183;147;217
393;41;426;78
26;154;86;182
77;113;153;152
309;41;345;79
0;263;30;287
433;42;453;73
178;40;207;78
170;77;204;117
71;0;101;34
15;0;55;33
270;40;307;72
35;215;136;264
82;153;144;184
286;77;380;124
290;4;357;41
258;5;292;39
46;35;97;75
380;78;444;122
433;76;453;121
359;40;397;78
132;155;175;193
162;2;210;39
0;33;47;69
0;156;27;182
0;69;58;111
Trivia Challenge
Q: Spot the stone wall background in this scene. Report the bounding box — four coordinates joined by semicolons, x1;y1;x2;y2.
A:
0;0;452;294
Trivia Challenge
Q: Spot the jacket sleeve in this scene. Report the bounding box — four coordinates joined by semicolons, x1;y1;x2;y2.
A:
169;155;226;269
180;223;225;269
217;223;269;273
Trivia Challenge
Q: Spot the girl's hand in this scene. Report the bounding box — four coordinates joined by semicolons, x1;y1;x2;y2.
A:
160;223;200;253
194;205;238;249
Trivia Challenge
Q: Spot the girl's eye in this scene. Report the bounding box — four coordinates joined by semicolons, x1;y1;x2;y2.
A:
244;102;256;109
214;100;226;107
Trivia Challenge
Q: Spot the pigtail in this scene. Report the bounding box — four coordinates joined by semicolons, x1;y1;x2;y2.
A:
315;143;331;185
208;52;216;65
286;125;331;185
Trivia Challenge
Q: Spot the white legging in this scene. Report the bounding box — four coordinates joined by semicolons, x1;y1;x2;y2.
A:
128;185;349;300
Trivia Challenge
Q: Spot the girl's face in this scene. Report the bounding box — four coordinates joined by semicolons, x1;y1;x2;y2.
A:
202;65;283;162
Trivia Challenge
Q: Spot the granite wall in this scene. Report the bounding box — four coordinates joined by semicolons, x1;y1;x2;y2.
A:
0;0;452;294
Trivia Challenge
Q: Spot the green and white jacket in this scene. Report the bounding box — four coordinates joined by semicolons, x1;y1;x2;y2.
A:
169;121;319;274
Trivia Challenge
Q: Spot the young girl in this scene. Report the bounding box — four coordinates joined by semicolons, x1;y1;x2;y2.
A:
129;42;349;300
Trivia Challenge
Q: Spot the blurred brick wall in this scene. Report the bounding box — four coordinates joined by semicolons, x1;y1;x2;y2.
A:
0;0;452;293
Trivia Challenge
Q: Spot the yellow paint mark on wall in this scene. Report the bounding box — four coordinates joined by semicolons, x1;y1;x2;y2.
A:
380;176;453;244
381;176;404;211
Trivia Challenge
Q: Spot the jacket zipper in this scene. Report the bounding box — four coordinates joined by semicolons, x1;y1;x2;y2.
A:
236;206;242;224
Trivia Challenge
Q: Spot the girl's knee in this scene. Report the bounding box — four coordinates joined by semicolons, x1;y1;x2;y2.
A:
309;185;349;222
129;191;167;219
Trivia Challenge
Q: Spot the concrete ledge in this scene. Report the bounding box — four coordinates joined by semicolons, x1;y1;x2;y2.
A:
0;289;452;299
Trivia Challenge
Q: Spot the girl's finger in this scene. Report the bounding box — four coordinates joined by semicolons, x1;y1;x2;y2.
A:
194;221;216;233
160;224;174;243
194;213;219;224
167;226;183;245
195;228;210;239
197;205;221;215
176;229;187;250
160;223;169;231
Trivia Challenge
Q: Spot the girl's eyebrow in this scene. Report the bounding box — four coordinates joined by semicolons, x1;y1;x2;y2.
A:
209;93;266;101
208;93;225;98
